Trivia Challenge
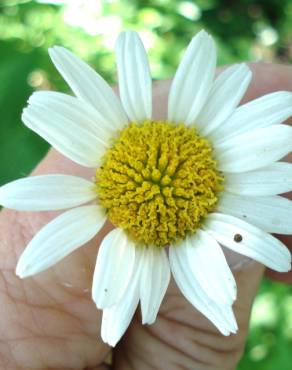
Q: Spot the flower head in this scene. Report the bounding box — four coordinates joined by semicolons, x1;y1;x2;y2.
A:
96;120;223;247
1;30;292;346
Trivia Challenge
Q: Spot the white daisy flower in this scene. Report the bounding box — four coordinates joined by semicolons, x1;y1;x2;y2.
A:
1;30;292;347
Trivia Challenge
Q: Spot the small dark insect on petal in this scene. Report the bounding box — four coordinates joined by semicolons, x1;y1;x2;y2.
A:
234;234;243;243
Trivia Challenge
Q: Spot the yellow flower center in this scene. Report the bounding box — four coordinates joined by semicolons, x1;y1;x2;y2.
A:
96;120;223;247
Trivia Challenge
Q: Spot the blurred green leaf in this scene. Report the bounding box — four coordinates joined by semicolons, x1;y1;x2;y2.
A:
0;41;49;185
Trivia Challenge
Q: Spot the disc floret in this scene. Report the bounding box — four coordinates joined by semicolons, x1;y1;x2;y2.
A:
96;120;223;247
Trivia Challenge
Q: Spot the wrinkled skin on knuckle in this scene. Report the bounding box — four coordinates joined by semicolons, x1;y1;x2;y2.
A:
114;309;244;370
113;263;262;370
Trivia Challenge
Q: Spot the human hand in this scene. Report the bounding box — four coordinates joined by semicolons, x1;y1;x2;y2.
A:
0;62;291;370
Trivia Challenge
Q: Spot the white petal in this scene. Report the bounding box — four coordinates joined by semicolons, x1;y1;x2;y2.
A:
49;46;127;129
101;287;139;347
204;213;291;272
215;125;292;173
116;31;152;122
217;193;292;235
0;174;96;211
225;162;292;196
101;248;143;347
185;230;237;304
139;247;170;325
211;91;292;143
22;101;107;168
168;30;216;125
197;64;252;135
16;205;106;278
169;245;237;336
92;229;135;309
29;91;114;139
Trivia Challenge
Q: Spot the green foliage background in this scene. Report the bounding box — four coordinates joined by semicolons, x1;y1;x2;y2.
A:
0;1;291;368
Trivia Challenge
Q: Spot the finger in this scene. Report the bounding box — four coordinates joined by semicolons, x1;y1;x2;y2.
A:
243;62;292;107
114;262;264;370
266;234;292;283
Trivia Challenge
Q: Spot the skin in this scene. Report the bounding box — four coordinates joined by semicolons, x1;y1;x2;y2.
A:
0;62;291;370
